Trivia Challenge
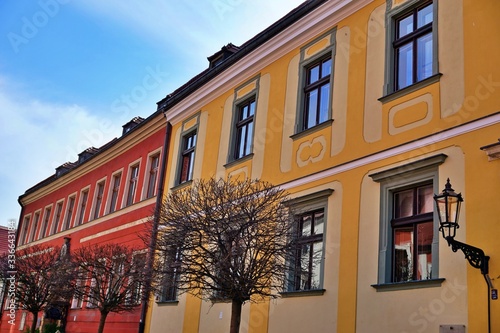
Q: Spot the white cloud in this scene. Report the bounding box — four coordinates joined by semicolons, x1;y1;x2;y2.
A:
73;0;306;63
0;78;122;226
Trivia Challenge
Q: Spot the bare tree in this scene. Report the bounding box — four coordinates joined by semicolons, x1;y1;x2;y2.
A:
15;245;74;333
71;243;148;333
152;177;294;333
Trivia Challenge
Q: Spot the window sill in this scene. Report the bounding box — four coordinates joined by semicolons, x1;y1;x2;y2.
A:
156;300;179;306
280;289;326;298
224;153;254;169
170;180;193;191
379;73;442;104
371;278;445;292
290;119;334;141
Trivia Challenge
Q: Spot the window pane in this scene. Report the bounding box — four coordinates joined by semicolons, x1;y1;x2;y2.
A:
301;215;311;236
313;210;324;235
417;184;434;214
308;64;320;84
417;3;433;28
311;241;323;289
398;14;413;38
249;100;256;116
319;83;330;124
395;189;413;218
245;122;253;155
417;33;433;81
397;43;413;89
237;126;247;158
306;89;318;129
299;244;311;289
321;58;332;78
394;227;413;282
416;222;433;280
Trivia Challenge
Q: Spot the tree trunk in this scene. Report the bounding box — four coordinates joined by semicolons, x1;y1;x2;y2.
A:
97;311;109;333
230;299;243;333
30;311;38;333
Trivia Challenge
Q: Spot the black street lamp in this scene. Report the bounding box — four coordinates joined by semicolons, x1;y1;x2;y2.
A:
433;179;489;275
434;178;492;333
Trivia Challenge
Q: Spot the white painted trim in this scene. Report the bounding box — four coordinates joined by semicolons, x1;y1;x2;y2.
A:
282;113;500;190
80;218;147;243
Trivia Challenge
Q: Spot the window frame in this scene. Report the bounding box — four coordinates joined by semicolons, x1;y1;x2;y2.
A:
40;206;52;239
283;189;333;295
92;180;106;220
294;29;336;135
159;246;182;302
383;0;439;97
76;188;89;226
51;200;64;235
369;154;446;288
108;171;122;214
301;55;333;131
29;211;41;243
125;163;140;207
63;195;76;231
177;130;197;185
234;97;256;160
145;152;161;199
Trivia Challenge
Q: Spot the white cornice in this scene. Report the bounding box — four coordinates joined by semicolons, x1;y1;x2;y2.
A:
165;0;374;124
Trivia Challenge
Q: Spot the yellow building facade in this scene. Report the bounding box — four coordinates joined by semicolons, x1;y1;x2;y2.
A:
148;0;500;332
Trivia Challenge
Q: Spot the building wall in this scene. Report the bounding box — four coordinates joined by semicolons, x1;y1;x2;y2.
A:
0;114;166;333
149;0;500;332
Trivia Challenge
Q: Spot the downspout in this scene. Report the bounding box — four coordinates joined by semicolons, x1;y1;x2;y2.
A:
138;121;172;333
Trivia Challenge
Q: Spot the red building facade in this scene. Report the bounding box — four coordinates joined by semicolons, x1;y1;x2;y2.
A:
0;113;166;333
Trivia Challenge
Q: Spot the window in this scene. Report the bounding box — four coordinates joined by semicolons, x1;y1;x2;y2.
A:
233;98;255;160
302;56;332;130
63;196;75;230
29;212;40;243
291;209;324;291
21;216;30;245
93;181;105;219
146;154;160;198
51;202;63;235
86;276;97;308
392;1;434;91
369;154;446;286
392;184;434;282
159;247;181;302
130;252;147;304
109;173;121;213
71;268;84;309
126;165;139;207
40;207;51;239
178;131;196;184
285;189;332;293
76;190;89;226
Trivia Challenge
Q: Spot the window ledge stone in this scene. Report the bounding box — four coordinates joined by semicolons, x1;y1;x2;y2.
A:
156;300;179;306
371;278;445;292
379;73;442;104
290;119;334;141
280;289;326;298
224;153;254;169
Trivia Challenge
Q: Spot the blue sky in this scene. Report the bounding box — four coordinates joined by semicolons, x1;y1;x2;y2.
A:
0;0;305;227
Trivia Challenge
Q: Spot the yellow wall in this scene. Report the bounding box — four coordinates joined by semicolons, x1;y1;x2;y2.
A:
149;0;500;331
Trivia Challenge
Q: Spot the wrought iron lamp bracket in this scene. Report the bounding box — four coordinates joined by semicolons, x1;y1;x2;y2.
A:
446;236;489;275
